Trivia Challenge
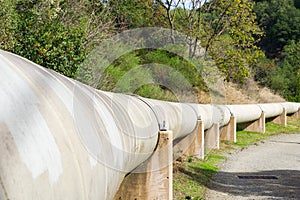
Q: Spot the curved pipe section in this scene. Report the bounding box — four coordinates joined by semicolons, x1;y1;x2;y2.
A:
212;105;231;127
186;104;231;129
0;50;159;200
187;104;214;130
138;97;198;139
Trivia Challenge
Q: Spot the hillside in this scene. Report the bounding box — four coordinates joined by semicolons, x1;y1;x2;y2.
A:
182;79;285;104
0;0;299;102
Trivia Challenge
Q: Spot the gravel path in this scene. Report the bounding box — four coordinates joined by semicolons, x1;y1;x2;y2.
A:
205;134;300;200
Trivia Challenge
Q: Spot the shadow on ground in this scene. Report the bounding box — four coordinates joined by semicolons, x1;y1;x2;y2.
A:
183;167;300;199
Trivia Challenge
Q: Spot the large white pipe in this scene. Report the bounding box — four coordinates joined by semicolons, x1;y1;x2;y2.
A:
258;103;284;118
138;97;198;139
281;102;300;114
0;49;299;199
212;105;232;127
187;104;214;130
186;104;232;129
226;104;262;123
0;50;159;199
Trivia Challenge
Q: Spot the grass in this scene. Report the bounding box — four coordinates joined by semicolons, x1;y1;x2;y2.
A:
173;153;226;200
173;117;300;200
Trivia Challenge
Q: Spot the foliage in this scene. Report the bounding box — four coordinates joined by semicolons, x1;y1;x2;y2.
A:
1;0;297;101
173;153;225;200
97;51;142;91
158;0;264;83
254;0;300;58
251;57;276;86
109;0;160;29
0;0;18;50
142;49;204;88
13;2;86;77
209;34;264;83
274;41;300;101
253;40;300;102
251;0;300;102
97;49;206;102
205;0;264;82
0;0;114;78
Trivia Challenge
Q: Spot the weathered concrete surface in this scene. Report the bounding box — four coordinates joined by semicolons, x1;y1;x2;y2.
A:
220;116;237;143
176;120;204;160
204;123;220;154
113;131;173;200
206;134;300;200
244;112;266;133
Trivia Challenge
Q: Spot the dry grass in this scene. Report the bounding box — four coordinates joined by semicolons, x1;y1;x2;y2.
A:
197;79;285;104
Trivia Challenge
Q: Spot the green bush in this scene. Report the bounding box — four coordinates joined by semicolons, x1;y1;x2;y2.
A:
96;49;206;101
12;1;87;78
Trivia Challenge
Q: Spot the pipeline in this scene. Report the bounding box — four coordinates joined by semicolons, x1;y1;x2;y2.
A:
0;50;299;199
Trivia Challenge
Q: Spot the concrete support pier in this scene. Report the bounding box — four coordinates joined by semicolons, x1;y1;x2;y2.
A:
113;131;173;200
243;112;266;133
271;109;287;126
220;116;237;143
204;123;220;154
291;109;300;119
183;120;205;159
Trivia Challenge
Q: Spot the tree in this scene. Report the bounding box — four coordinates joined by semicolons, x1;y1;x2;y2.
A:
0;0;114;78
157;0;264;82
0;0;18;50
278;41;300;101
262;40;300;102
108;0;160;30
295;0;300;9
254;0;300;58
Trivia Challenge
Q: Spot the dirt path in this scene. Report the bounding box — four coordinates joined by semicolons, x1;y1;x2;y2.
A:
206;134;300;200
